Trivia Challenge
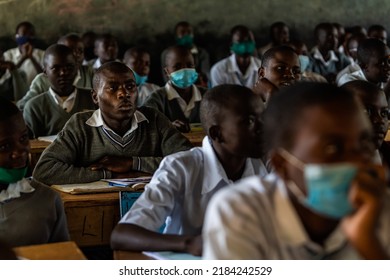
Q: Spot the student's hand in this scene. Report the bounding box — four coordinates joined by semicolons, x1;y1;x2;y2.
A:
184;235;203;256
172;120;190;133
252;77;278;103
89;156;133;174
0;61;15;71
342;165;388;259
20;43;33;58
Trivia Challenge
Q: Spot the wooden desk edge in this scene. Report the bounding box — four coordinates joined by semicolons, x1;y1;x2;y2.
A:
114;250;154;260
14;241;87;260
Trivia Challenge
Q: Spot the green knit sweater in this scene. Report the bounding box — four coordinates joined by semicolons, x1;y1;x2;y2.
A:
33;107;193;185
23;88;97;138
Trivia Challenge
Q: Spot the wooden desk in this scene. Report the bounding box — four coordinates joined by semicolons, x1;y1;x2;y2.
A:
29;139;51;169
14;241;86;260
183;130;205;147
59;191;120;247
114;251;154;260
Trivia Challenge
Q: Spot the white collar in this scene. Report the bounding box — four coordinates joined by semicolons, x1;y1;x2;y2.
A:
227;54;259;78
0;178;35;203
273;176;347;253
165;81;201;101
86;109;148;137
312;47;339;65
49;87;77;106
201;136;256;194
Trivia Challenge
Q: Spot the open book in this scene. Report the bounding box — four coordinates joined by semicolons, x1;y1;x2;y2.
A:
52;176;151;194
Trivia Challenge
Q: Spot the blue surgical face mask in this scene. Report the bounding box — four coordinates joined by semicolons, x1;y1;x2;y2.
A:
15;36;32;46
133;71;148;86
279;149;357;219
299;55;310;72
0;166;28;184
169;68;198;88
231;41;256;56
175;34;194;48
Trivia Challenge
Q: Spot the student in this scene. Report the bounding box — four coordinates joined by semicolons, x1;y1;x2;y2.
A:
88;34;119;70
123;46;159;107
337;38;390;87
82;31;97;63
210;25;261;88
17;33;94;110
308;22;351;83
110;84;268;255
333;22;346;53
342;81;390;166
33;61;192;185
3;21;44;86
253;46;301;103
0;97;69;247
203;82;390;259
144;45;206;132
0;49;28;102
23;44;96;138
161;21;210;82
368;25;387;45
258;22;290;57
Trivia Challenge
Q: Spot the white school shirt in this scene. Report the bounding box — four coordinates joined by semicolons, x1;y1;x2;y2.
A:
165;81;202;118
49;87;77;112
137;82;160;107
3;47;44;85
210;54;261;88
311;46;339;66
203;173;390;259
119;136;268;235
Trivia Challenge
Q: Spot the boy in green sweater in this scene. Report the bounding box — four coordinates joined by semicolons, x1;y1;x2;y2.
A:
33;62;192;185
23;44;96;138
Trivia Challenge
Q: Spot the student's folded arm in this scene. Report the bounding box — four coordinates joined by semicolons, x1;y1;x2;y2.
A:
32;123;106;185
132;156;162;174
111;154;196;253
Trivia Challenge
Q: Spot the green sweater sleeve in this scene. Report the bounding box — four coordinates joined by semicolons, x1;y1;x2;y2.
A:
32;114;108;185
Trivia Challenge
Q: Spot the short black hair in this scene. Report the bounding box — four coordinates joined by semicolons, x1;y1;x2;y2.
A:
261;45;297;67
123;46;149;62
93;61;133;91
164;45;193;67
314;22;334;38
0;96;21;121
200;84;258;135
174;21;191;34
368;25;386;36
357;38;387;65
341;80;383;99
264;82;357;152
43;44;74;67
57;33;81;45
15;21;34;34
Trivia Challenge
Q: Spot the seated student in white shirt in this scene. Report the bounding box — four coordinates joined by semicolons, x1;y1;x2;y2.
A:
88;34;119;70
308;22;351;83
144;45;206;132
23;44;96;138
258;21;290;57
338;38;390;88
203;82;390;260
123;46;160;107
110;84;268;256
252;46;302;103
3;21;44;86
210;25;261;88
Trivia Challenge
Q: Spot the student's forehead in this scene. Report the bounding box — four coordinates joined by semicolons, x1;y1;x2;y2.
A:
100;70;135;81
0;114;26;137
232;30;253;42
46;53;75;65
176;25;192;34
167;52;193;64
269;52;299;65
363;91;388;107
17;25;34;36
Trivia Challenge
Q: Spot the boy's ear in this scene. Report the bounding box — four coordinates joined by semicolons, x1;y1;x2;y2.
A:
258;66;265;79
163;67;170;78
208;125;224;143
270;150;288;179
91;89;99;105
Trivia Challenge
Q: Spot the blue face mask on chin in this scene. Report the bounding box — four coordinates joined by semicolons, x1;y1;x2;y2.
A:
133;71;148;86
169;68;198;88
279;149;357;219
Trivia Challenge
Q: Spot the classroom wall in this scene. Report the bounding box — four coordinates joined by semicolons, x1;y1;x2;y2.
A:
0;0;388;83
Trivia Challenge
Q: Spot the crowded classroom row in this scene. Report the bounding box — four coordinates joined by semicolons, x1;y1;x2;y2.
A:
0;18;390;260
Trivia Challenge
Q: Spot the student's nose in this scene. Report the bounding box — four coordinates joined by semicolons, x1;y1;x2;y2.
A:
116;85;130;98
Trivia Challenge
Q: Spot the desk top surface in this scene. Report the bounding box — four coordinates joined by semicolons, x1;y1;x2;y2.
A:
13;241;87;260
114;250;154;260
